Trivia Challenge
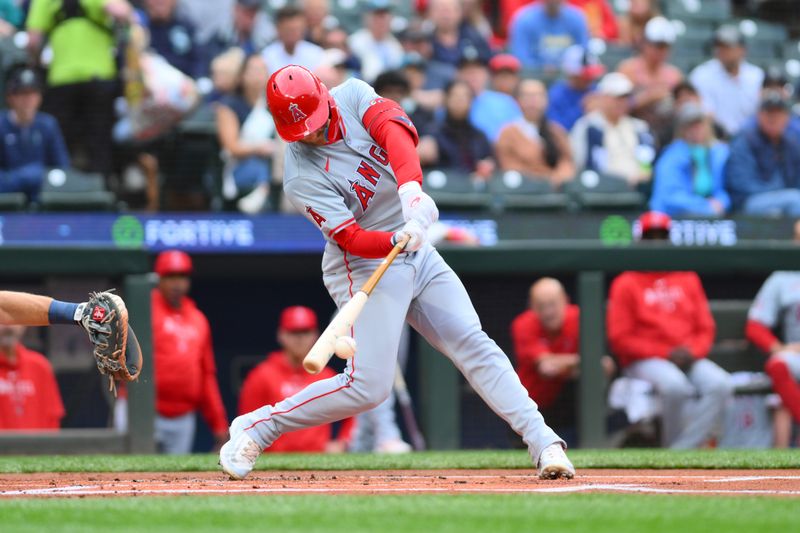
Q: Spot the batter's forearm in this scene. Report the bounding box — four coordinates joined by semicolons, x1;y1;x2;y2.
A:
0;291;53;326
333;223;395;259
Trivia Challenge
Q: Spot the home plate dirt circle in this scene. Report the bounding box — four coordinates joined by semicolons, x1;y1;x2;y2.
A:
2;470;800;498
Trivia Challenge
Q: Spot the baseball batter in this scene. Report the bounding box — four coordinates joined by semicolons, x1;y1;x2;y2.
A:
220;65;574;480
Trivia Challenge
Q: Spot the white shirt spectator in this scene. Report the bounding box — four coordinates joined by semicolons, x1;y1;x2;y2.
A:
689;58;764;137
262;40;323;75
348;28;404;83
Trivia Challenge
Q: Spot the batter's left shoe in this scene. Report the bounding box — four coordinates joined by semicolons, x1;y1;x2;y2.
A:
537;443;575;480
219;415;261;480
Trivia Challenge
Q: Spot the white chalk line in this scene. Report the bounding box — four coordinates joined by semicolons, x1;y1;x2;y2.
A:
3;483;800;497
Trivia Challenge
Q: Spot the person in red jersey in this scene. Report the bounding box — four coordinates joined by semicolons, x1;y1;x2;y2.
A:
0;324;64;430
511;278;580;442
152;249;228;454
607;212;732;449
238;306;353;452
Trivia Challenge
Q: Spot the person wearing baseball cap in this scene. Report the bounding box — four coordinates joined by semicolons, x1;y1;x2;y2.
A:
459;48;523;143
650;102;731;217
618;16;683;130
151;250;229;454
348;0;404;83
238;306;354;452
570;72;656;186
0;64;70;202
689;24;765;137
608;211;733;449
488;54;522;96
726;90;800;216
547;44;605;131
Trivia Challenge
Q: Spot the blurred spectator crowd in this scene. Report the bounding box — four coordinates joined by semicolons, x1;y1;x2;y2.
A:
2;0;800;216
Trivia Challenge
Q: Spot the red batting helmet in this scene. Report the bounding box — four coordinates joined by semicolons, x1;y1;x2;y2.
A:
279;306;318;331
154;250;193;276
267;65;332;142
638;211;672;239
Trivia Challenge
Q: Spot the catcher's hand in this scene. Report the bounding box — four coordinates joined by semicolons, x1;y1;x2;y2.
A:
78;291;142;395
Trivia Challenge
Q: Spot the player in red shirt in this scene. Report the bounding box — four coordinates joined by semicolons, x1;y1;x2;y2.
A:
152;250;228;454
0;324;64;430
238;306;353;452
511;279;580;435
512;278;615;444
607;212;732;448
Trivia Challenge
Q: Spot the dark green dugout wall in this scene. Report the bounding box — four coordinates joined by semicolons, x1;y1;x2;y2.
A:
2;243;799;453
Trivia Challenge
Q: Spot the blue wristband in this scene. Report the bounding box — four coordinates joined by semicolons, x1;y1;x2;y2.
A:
48;299;81;325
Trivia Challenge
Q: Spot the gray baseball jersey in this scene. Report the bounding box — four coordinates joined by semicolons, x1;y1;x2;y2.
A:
283;79;404;274
243;78;564;464
749;271;800;343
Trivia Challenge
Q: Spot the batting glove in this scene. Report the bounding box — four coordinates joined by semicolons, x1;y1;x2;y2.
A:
392;219;426;252
398;182;439;228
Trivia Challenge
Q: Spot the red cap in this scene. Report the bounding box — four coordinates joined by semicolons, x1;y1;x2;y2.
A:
638;211;672;234
267;65;332;142
154;250;193;276
279;306;318;331
489;54;521;73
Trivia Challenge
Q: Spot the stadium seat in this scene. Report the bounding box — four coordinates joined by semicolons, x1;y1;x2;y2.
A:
422;170;492;211
38;170;117;212
598;44;634;71
738;19;789;44
160;104;222;210
674;21;716;43
0;192;28;211
782;41;800;60
746;40;782;67
562;172;645;211
488;171;571;212
663;0;731;23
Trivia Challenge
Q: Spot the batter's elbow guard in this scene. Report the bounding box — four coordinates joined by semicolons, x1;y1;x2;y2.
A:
362;98;419;146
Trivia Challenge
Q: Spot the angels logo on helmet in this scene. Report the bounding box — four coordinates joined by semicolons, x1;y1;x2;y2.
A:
289;103;307;123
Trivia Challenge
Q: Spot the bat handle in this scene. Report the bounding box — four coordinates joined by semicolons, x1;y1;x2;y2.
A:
361;234;410;296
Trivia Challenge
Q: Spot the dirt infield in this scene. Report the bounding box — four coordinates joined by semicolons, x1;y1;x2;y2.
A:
1;469;799;498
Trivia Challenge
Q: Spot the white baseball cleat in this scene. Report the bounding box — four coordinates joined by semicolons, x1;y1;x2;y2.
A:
375;439;413;454
219;415;262;480
537;443;575;480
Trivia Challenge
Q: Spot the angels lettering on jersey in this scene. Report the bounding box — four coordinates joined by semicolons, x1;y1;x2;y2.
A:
346;145;390;212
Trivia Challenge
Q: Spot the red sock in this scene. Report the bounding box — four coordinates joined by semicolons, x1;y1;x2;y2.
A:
766;356;800;423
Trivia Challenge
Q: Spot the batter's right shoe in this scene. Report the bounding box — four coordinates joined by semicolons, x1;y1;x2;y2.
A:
219;415;261;480
537;443;575;480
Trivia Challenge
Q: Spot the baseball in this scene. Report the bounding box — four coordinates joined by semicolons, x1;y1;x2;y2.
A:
334;336;357;359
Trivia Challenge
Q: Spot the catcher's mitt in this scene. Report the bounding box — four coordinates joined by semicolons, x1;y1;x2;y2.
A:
79;291;142;395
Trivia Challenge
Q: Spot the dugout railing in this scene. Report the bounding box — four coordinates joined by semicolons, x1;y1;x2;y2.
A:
0;247;154;454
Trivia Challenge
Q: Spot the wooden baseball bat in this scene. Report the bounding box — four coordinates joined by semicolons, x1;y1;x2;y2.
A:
303;235;411;374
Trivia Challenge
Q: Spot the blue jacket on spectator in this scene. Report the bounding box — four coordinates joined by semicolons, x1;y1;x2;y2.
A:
138;10;208;78
0;110;70;200
650;140;731;216
725;123;800;210
470;90;522;143
431;23;492;67
547;79;595;131
509;4;589;70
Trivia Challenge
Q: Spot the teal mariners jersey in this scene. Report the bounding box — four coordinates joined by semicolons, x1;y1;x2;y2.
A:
283;79;405;271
